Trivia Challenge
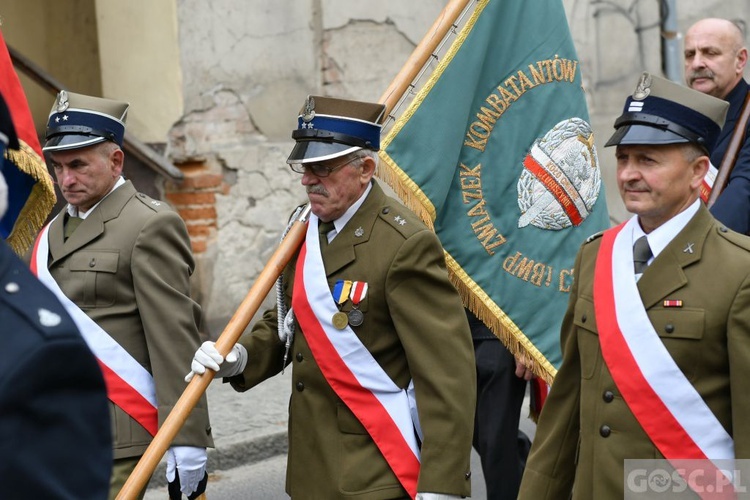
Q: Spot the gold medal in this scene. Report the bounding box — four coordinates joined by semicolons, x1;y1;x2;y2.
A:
332;312;349;330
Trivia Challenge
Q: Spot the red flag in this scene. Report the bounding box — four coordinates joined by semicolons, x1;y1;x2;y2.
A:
0;28;56;255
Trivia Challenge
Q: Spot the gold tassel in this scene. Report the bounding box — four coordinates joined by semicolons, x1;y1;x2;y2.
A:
4;140;56;256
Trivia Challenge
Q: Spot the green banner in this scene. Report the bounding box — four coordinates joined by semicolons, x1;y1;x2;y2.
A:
380;0;609;380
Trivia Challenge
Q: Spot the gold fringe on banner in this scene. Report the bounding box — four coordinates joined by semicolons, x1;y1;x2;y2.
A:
4;140;56;256
445;251;557;385
376;0;485;226
377;152;436;229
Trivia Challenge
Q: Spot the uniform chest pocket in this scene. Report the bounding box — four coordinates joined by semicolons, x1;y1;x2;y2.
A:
649;308;704;381
68;251;119;308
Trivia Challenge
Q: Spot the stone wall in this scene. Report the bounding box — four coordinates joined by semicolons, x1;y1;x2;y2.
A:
167;0;749;332
4;0;747;333
169;0;447;331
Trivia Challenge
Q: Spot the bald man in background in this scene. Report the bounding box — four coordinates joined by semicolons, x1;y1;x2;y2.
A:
684;18;750;234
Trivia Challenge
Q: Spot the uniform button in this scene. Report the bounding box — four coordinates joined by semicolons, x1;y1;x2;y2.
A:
581;313;587;323
464;471;471;480
296;381;305;392
206;425;212;435
600;425;611;437
296;352;304;362
89;258;96;268
720;226;728;233
665;324;675;334
382;207;390;214
4;282;20;293
603;390;614;403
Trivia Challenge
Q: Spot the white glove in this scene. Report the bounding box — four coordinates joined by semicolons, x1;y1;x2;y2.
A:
415;494;463;500
185;341;248;382
166;445;207;497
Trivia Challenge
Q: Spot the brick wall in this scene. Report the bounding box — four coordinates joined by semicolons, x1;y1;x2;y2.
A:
165;160;227;254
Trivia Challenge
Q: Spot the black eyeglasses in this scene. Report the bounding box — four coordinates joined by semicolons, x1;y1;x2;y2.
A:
289;155;362;178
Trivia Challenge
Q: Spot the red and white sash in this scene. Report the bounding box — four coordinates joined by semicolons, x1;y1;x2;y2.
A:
700;162;718;204
32;221;158;436
594;220;733;493
292;215;421;499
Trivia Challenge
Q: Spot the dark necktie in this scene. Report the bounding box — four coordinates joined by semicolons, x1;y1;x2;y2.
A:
633;235;652;274
64;215;83;240
319;220;335;246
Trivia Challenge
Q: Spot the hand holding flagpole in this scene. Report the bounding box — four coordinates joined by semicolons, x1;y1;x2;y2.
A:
116;206;311;499
117;1;476;497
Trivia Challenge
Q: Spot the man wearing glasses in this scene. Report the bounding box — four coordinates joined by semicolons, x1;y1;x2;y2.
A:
187;95;476;499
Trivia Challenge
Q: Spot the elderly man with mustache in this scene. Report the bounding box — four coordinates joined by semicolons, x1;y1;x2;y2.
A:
187;95;476;499
684;18;750;234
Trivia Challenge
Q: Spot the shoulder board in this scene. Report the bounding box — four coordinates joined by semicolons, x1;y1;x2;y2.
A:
378;204;425;238
716;225;750;251
585;230;605;244
135;192;170;212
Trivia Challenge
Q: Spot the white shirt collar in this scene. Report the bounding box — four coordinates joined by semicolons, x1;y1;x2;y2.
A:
629;198;701;262
327;181;373;241
67;176;125;219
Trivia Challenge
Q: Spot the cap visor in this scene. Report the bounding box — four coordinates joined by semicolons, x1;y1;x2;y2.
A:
604;124;690;147
43;134;107;152
286;141;361;164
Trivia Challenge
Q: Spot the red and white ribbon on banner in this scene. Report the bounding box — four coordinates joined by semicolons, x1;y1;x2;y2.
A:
292;214;421;499
31;221;158;436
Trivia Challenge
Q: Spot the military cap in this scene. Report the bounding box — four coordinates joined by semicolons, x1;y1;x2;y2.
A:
43;90;129;152
287;95;386;164
605;72;728;152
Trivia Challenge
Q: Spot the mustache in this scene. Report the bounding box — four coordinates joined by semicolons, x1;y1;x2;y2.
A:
688;70;715;84
306;185;329;196
622;181;649;192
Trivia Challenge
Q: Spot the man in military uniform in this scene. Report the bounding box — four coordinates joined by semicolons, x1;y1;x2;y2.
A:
0;91;111;498
518;73;750;498
35;91;213;499
187;95;476;499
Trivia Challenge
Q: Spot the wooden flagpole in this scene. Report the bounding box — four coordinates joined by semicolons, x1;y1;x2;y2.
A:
117;1;474;497
379;0;473;117
116;207;311;499
706;91;750;209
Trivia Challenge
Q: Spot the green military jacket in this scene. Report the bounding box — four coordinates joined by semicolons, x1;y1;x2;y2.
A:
46;181;213;459
230;181;476;499
519;205;750;499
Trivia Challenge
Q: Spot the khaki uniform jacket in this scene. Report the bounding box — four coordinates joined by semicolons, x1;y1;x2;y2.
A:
229;181;476;499
46;181;213;459
518;205;750;499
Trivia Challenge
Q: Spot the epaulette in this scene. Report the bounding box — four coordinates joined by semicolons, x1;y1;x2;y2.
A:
716;225;750;251
585;230;605;243
135;192;170;212
379;204;424;238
